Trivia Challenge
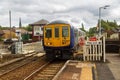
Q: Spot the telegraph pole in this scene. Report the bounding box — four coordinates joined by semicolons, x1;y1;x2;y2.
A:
9;10;12;39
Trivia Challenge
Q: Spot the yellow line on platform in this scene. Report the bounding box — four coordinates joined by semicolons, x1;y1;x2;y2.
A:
80;67;93;80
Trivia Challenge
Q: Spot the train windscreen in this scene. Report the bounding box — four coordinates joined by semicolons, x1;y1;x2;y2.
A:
45;28;52;38
62;26;69;37
55;27;59;38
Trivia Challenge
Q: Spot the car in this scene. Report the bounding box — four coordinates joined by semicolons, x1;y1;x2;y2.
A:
4;38;18;44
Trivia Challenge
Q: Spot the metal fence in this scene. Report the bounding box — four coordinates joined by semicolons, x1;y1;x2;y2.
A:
83;36;106;62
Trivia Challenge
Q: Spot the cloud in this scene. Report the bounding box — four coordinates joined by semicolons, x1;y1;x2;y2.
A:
0;0;120;30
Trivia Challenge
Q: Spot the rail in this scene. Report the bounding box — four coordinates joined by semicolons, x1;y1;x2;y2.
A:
0;53;45;80
24;61;51;80
24;61;65;80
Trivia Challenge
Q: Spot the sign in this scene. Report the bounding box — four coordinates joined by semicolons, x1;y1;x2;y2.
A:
85;41;102;45
79;37;85;46
89;37;97;41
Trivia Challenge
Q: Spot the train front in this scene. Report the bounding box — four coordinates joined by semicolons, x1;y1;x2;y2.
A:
43;21;73;59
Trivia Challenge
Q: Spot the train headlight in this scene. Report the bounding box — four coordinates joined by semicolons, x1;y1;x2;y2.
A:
47;42;52;45
47;42;50;45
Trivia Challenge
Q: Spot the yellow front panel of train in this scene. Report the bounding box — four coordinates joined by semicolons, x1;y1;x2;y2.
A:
44;24;70;47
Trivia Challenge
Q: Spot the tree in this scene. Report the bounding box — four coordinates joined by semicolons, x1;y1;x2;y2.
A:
0;25;2;30
79;23;87;32
88;19;120;37
88;27;97;37
23;25;32;31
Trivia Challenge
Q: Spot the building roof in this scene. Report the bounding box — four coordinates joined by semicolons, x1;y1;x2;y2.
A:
29;19;49;26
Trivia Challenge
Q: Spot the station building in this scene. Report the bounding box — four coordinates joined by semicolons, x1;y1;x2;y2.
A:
29;19;49;41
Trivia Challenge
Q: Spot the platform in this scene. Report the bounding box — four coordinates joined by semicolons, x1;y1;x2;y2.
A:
53;59;116;80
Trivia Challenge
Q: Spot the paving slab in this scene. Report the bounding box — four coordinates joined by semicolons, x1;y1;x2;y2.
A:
53;60;117;80
53;60;96;80
106;54;120;80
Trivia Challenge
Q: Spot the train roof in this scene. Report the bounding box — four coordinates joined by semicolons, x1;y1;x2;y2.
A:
48;20;69;25
47;20;80;30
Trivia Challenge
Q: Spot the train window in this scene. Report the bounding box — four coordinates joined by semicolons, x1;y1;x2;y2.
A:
62;27;69;37
45;28;52;38
55;27;59;37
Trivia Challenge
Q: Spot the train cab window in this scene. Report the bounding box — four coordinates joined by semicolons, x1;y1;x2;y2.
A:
45;28;52;38
55;27;59;38
62;27;69;37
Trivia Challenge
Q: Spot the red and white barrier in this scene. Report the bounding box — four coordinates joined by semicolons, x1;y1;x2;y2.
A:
83;36;106;62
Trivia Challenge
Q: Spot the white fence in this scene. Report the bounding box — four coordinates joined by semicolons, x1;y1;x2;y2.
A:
83;36;106;62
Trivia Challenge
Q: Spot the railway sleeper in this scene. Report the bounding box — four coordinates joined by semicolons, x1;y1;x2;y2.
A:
40;72;56;75
46;65;61;67
38;74;54;77
43;70;57;72
45;67;60;70
34;77;53;80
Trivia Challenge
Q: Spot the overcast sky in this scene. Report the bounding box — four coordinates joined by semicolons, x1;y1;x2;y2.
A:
0;0;120;30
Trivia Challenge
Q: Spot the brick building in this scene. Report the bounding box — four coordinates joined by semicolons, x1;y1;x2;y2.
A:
29;19;49;41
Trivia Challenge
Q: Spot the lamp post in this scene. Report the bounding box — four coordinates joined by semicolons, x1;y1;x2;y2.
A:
99;5;110;36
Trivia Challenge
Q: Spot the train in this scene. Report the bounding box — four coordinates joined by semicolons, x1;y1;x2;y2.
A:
43;20;85;59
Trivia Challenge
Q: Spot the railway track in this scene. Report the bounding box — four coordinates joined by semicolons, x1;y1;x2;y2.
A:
24;60;66;80
0;52;42;75
0;53;46;80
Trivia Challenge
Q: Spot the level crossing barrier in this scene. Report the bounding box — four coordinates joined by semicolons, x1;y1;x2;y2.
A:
83;36;106;62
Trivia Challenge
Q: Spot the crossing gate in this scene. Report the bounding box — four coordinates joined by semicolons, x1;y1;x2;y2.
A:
83;36;106;62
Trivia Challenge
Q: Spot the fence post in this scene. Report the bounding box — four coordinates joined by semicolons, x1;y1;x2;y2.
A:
83;45;86;61
103;36;106;62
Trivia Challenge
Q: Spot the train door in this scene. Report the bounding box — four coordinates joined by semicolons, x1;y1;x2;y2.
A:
53;26;61;47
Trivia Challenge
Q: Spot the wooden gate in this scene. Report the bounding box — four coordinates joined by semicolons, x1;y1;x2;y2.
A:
83;36;106;62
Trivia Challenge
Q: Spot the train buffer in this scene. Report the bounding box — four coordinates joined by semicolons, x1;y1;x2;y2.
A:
53;60;115;80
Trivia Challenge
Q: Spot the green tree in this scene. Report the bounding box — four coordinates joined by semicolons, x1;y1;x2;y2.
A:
88;27;97;37
23;25;32;31
79;23;87;32
88;19;120;37
101;19;119;31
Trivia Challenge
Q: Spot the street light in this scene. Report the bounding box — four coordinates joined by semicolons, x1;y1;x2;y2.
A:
99;5;110;36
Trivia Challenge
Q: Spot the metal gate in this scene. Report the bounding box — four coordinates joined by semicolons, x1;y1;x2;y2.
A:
83;36;106;62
